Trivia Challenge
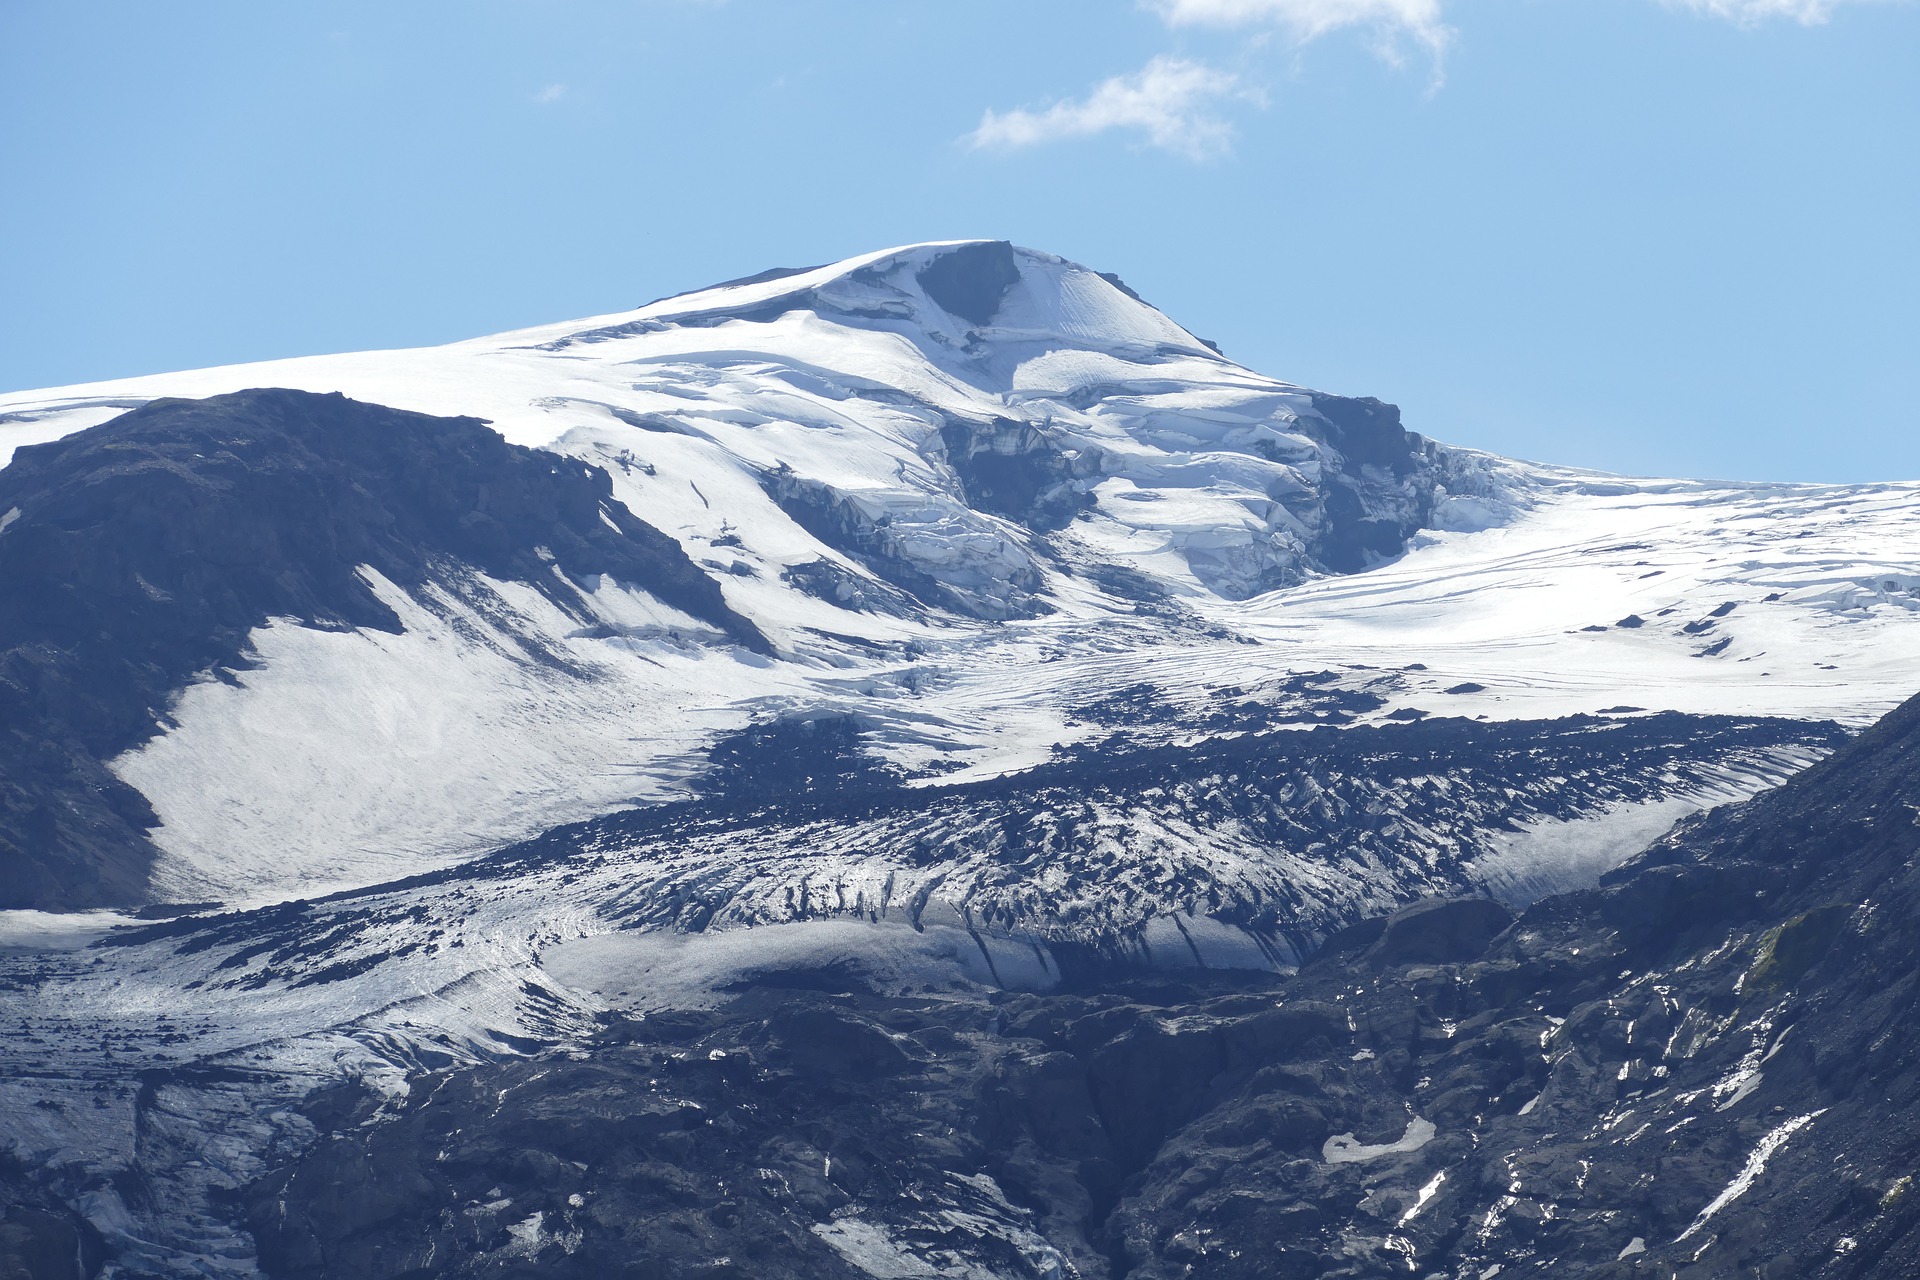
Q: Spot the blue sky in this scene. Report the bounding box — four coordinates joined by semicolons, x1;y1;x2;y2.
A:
2;0;1913;480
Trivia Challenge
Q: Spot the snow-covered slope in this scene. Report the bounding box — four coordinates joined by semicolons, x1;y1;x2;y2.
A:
6;241;1920;1277
2;240;1499;613
3;240;1919;911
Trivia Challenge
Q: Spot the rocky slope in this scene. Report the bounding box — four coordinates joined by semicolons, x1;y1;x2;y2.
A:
0;700;1853;1278
227;689;1920;1280
0;388;759;909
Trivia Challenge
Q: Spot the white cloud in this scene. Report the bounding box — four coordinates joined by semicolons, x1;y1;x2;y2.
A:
533;83;569;105
1155;0;1870;45
1153;0;1452;72
1662;0;1844;22
969;0;1865;163
965;56;1247;160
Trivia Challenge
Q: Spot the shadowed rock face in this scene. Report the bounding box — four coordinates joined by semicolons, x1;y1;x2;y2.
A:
236;693;1920;1279
915;239;1022;325
0;388;759;909
1306;394;1437;574
0;1151;105;1280
938;416;1093;534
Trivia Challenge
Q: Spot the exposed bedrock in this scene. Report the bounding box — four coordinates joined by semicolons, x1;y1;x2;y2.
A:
914;238;1022;326
247;690;1920;1278
934;415;1095;535
0;388;758;909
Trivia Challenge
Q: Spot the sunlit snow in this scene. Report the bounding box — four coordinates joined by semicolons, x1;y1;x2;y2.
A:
3;240;1918;912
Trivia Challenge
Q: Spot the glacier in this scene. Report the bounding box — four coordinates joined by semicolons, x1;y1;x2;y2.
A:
4;240;1920;1276
2;240;1917;910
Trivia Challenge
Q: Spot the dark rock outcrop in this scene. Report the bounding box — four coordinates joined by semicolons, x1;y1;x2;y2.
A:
936;416;1092;533
699;713;904;804
0;389;760;909
915;240;1022;326
1307;393;1436;574
0;1151;105;1280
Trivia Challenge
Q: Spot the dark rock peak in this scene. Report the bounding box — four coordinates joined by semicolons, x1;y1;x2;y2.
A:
1308;393;1423;476
913;240;1021;326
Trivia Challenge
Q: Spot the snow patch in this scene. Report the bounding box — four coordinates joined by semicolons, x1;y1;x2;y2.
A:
810;1219;941;1279
1676;1110;1825;1241
111;566;803;907
1323;1117;1437;1164
0;910;140;951
1468;798;1700;907
1397;1170;1447;1226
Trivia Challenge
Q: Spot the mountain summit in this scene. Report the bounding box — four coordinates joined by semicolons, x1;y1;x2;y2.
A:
0;240;1917;915
7;240;1511;617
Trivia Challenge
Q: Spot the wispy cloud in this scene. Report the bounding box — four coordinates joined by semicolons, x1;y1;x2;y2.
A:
1154;0;1452;68
533;83;569;105
969;0;1871;164
1661;0;1849;22
965;56;1248;160
1155;0;1872;47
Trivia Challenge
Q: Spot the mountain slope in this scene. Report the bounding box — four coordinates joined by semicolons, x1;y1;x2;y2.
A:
245;692;1920;1279
2;241;1918;911
0;703;1850;1277
2;240;1920;1276
11;686;1916;1278
0;389;761;908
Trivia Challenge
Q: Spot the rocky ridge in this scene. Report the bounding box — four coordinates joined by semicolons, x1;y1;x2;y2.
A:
0;389;759;909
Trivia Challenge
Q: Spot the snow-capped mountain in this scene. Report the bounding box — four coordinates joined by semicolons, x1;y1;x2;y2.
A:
5;240;1920;1278
3;240;1918;914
